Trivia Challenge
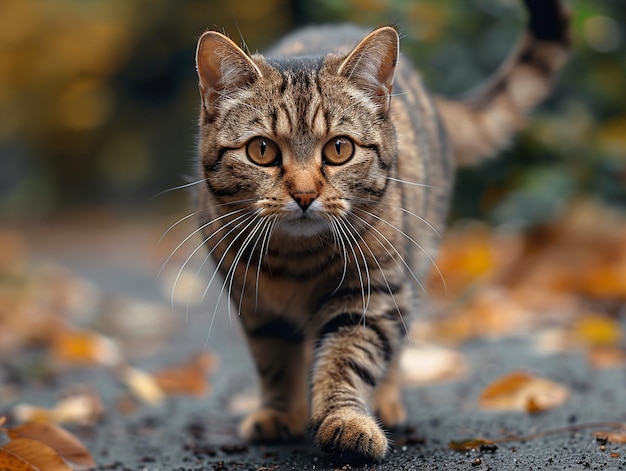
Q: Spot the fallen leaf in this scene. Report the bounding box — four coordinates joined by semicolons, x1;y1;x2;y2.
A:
119;365;165;405
154;352;215;396
573;314;622;347
595;430;626;444
449;438;495;452
0;437;72;471
479;370;569;413
51;329;123;367
12;389;103;426
400;346;467;384
6;422;95;469
587;347;626;369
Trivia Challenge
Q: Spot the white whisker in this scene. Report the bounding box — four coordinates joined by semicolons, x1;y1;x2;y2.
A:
334;217;368;317
348;197;442;239
355;208;448;296
344;216;411;341
177;211;254;314
386;176;435;188
158;207;250;277
151;178;208;200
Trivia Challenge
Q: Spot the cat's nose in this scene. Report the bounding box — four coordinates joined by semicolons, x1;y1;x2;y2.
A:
291;191;319;212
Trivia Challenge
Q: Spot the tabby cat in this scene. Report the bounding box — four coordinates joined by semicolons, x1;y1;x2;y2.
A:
193;0;569;462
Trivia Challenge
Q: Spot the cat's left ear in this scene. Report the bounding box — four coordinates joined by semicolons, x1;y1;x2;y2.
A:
338;26;399;114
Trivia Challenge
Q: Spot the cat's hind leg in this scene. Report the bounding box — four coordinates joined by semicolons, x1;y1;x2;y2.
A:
239;318;309;443
373;355;406;428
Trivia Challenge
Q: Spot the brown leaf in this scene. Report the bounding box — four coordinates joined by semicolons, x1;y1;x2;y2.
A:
479;370;569;412
154;352;215;396
595;430;626;444
7;422;95;469
0;437;72;471
587;347;626;369
449;438;495;452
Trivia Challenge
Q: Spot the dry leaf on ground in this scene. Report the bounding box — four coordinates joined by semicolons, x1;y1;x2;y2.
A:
400;346;467;384
0;437;73;471
12;389;103;426
51;329;123;367
154;352;215;396
595;430;626;444
6;421;95;469
587;347;626;369
118;365;165;405
479;370;569;413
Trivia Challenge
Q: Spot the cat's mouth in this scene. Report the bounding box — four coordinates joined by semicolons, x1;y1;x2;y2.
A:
276;216;329;237
275;201;329;237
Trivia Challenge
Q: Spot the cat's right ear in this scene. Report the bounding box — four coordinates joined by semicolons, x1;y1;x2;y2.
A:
195;31;262;113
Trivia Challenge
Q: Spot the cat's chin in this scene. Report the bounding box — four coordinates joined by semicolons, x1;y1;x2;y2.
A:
275;217;329;238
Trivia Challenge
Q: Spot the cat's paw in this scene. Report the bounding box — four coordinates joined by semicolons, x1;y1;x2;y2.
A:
239;408;305;444
313;409;388;462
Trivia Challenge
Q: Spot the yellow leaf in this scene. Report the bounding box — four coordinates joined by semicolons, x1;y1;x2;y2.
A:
573;315;622;347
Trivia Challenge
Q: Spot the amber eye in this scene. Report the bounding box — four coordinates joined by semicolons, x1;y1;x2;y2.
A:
246;137;280;166
322;136;355;165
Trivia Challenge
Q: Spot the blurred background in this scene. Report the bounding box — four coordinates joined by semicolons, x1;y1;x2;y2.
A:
0;0;624;226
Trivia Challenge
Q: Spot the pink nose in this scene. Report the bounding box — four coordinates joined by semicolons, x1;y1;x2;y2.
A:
291;191;318;212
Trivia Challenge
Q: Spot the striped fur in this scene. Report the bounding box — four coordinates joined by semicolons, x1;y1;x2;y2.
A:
194;0;569;462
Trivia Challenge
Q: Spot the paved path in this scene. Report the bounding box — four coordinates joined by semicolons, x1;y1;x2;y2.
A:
5;219;625;471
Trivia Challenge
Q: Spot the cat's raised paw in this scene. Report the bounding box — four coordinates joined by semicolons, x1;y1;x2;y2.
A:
314;409;388;462
239;407;305;444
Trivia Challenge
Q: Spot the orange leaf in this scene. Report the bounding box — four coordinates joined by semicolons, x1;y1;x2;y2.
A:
51;330;122;366
154;352;215;396
588;347;626;369
7;422;95;469
449;438;495;452
595;430;626;444
0;437;72;471
479;370;569;412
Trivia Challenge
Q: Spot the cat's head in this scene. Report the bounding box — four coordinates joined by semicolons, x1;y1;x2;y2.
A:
195;27;399;238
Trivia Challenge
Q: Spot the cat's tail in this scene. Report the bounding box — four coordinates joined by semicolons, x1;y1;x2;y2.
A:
435;0;571;167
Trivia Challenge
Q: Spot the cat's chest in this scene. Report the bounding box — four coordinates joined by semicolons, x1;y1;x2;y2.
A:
250;271;320;319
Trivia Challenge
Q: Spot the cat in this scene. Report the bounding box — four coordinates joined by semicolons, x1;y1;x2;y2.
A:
193;0;570;462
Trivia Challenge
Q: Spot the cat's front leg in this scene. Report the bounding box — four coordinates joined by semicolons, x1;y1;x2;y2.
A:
310;311;401;462
239;317;309;443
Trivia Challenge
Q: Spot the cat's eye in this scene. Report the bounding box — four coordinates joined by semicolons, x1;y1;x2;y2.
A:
246;137;280;166
322;136;355;165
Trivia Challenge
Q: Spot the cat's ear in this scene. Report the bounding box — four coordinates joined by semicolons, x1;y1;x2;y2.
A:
195;31;262;112
338;26;399;114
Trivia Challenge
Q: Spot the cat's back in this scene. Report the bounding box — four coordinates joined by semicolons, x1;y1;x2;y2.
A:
266;24;373;58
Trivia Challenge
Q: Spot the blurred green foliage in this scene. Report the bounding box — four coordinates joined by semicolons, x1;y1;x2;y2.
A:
0;0;624;226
